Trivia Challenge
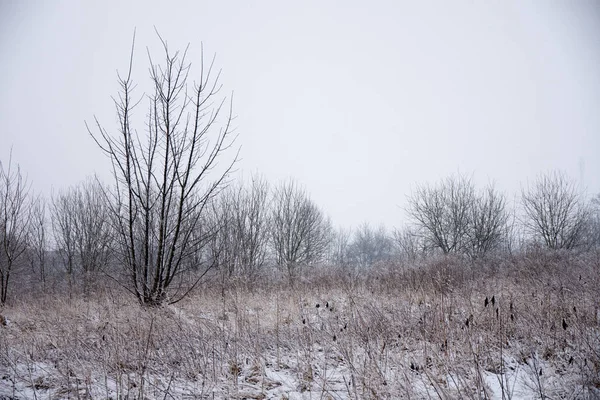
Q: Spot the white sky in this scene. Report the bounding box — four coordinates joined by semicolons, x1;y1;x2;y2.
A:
1;1;599;229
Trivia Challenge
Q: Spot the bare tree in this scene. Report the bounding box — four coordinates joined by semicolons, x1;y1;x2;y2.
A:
0;155;30;304
347;223;393;268
27;195;48;290
407;175;508;257
521;171;589;250
88;33;238;305
467;184;509;256
51;187;78;297
72;178;113;295
206;194;237;281
589;194;600;249
229;175;270;281
327;227;351;267
51;179;112;296
406;175;475;254
205;175;270;292
271;180;331;283
393;226;429;262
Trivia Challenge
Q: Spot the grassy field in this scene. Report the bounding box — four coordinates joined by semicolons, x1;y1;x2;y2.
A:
1;251;599;399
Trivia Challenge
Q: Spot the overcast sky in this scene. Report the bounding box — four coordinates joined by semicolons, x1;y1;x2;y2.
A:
1;1;599;229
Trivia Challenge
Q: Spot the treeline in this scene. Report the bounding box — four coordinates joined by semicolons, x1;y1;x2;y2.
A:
1;152;599;306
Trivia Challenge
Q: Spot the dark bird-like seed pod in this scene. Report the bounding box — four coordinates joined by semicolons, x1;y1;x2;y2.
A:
333;335;336;342
573;306;577;313
491;296;495;306
496;308;499;319
316;304;320;309
510;302;513;312
510;314;514;321
302;318;306;325
465;318;470;328
326;302;329;308
562;318;568;330
539;368;543;376
484;297;489;308
569;356;574;365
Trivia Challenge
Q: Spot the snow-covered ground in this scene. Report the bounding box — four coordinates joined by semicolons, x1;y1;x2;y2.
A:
1;260;599;399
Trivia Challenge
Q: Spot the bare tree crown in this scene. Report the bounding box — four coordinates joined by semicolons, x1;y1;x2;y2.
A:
521;171;589;250
407;174;508;257
87;33;238;305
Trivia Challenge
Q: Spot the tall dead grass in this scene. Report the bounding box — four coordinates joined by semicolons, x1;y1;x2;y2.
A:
1;250;599;398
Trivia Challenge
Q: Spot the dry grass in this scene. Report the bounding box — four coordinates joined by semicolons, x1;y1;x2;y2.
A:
1;251;599;399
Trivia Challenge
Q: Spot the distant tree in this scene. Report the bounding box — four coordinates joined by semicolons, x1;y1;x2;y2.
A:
204;195;235;291
327;227;351;267
230;176;271;281
270;180;331;283
392;226;429;261
467;184;509;256
207;175;271;283
51;187;78;297
88;34;237;305
407;175;508;257
582;193;600;249
521;171;589;250
406;175;475;254
0;155;30;304
347;223;393;268
27;195;48;290
72;179;113;294
52;179;112;297
593;194;600;245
